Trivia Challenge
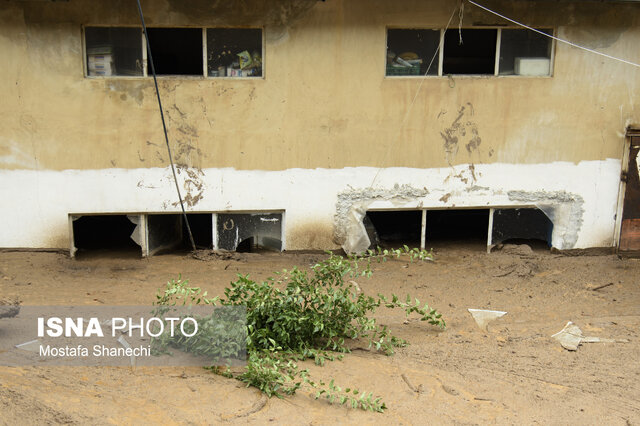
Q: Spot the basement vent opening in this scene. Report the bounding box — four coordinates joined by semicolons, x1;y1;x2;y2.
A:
359;207;554;254
147;213;213;256
71;215;142;258
365;210;422;249
70;211;284;258
490;208;553;250
426;209;490;247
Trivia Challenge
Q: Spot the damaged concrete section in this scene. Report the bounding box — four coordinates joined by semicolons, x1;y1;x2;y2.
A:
334;184;429;254
334;184;586;254
507;190;584;250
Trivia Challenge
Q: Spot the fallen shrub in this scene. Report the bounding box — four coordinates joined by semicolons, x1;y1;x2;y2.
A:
154;249;445;412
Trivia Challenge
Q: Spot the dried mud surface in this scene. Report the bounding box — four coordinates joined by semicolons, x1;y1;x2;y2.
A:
1;244;639;425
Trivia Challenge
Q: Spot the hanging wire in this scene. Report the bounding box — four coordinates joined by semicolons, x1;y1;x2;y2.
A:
370;5;459;187
458;0;464;45
467;0;640;69
135;0;197;251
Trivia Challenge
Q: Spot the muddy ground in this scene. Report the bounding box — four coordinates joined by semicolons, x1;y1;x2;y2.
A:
0;243;639;425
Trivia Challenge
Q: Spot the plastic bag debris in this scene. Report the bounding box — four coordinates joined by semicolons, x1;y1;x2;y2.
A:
341;204;370;254
551;321;629;351
468;309;507;331
15;339;42;353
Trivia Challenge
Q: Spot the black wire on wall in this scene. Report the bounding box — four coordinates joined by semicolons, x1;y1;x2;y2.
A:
135;0;197;252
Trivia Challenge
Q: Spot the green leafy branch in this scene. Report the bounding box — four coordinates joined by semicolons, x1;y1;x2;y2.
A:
153;250;444;412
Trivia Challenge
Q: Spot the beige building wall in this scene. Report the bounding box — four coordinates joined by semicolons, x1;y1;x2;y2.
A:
0;0;638;250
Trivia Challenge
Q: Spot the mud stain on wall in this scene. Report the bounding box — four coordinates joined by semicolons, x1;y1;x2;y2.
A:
103;80;154;106
439;103;481;165
288;221;336;250
165;0;317;27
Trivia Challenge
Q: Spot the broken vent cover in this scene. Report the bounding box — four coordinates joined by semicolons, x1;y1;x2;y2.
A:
217;213;282;252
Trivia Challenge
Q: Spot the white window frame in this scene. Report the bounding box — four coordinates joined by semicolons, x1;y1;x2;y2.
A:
82;25;265;80
385;26;555;79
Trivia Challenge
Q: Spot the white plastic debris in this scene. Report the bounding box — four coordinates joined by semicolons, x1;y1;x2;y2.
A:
468;309;507;331
15;339;42;353
551;321;629;351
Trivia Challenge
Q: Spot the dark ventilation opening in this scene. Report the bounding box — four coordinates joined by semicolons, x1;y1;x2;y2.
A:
492;208;553;250
147;213;213;255
185;214;213;249
365;210;422;249
425;209;489;246
72;215;141;258
147;28;203;75
443;29;497;75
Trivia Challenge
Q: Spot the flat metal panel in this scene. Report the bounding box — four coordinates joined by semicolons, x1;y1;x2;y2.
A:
216;213;282;251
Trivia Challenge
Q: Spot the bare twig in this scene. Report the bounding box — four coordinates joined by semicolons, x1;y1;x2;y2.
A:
401;373;419;393
591;282;614;291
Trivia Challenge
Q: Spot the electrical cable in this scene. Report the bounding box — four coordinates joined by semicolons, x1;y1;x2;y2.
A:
467;0;640;69
135;0;197;252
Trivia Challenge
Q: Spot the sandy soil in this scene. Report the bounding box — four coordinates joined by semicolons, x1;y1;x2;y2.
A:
0;244;639;425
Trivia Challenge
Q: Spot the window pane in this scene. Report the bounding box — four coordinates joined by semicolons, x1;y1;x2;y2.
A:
386;29;440;76
443;29;497;75
499;29;552;76
146;28;203;76
85;27;142;77
206;28;262;78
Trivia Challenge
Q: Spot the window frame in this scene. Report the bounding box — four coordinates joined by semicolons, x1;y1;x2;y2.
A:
82;25;265;80
385;26;555;79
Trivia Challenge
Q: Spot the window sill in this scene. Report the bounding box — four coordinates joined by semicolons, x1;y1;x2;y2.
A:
383;74;553;79
85;75;265;80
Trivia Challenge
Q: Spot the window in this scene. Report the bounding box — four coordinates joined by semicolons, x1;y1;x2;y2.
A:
386;29;440;76
386;27;553;77
499;28;553;76
207;28;262;77
85;27;143;77
146;28;203;75
84;26;263;78
443;29;497;75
